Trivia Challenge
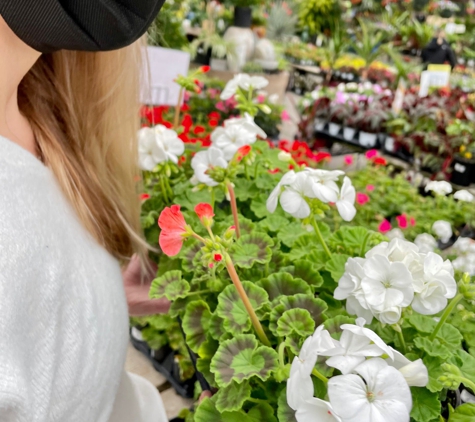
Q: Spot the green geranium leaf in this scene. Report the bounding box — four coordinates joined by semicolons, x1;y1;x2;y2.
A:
216;281;269;336
258;273;312;302
150;270;190;301
258;215;289;233
288;234;320;261
168;296;197;318
324;315;355;340
329;226;373;256
449;403;475;421
277;388;297;422
231;232;274;269
209;313;226;341
215;381;252;413
248;403;277;422
277;222;306;247
325;254;351;283
414;337;452;360
234;179;260;201
251;194;278;219
255;171;279;190
306;250;329;267
408;314;436;334
276;309;316;338
182;300;211;352
408;316;462;350
181;241;203;273
196;357;216;388
423;356;446;393
270;294;328;336
216;214;255;236
194;397;221;422
292;260;324;287
454;349;475;381
410;387;441;422
210;334;279;387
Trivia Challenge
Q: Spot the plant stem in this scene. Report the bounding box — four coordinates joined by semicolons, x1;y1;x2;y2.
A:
210;189;215;209
227;183;241;239
186;289;212;297
311;217;332;258
225;254;271;346
278;342;286;368
206;226;216;241
192;233;207;244
247;397;268;404
159;176;169;203
360;231;372;257
253;161;260;179
312;368;329;384
174;88;185;130
430;293;464;341
244;164;250;180
393;325;407;354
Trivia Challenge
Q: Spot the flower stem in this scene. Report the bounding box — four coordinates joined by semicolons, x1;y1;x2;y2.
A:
311;217;332;258
227;183;241;239
187;289;212;297
312;368;329;384
192;232;207;244
244;164;250;180
210;189;215;209
429;293;464;341
174;88;185;130
159;176;169;203
225;254;271;346
393;324;407;354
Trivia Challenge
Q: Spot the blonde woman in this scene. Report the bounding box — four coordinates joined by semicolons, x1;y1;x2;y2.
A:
0;1;171;421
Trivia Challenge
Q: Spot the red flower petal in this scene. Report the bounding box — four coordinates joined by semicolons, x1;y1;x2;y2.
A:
235;145;251;161
140;193;151;201
199;65;211;73
214;253;223;262
373;157;387;166
194;125;206;134
194;203;214;220
209;118;219;127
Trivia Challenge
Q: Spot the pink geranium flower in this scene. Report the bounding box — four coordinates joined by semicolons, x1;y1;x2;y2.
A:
378;219;392;233
158;205;189;256
365;150;378;159
396;214;408;229
356;193;370;205
366;185;375;192
194;203;214;227
410;217;416;226
281;110;290;121
344;155;354;165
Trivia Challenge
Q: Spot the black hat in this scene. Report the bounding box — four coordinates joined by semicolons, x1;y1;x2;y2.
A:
0;0;165;53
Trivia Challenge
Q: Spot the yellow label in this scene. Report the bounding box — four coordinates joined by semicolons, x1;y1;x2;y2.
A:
427;64;452;73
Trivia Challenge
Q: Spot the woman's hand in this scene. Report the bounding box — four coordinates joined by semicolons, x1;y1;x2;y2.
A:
122;255;170;316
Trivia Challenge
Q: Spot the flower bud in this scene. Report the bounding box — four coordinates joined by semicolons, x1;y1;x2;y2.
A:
278;151;292;162
224;225;236;240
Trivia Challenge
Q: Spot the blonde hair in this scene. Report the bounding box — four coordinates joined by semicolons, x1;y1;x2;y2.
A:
18;44;146;261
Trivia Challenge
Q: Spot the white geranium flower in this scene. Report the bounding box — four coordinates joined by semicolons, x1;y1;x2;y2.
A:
191;147;228;187
425;180;453;196
336;177;356;222
220;73;269;100
279;172;316;218
295;398;342;422
287;356;314;411
387;348;429;387
138;127;167;170
432;220;453;243
278;151;292;162
453;237;475;254
360;255;414;319
414;234;437;253
211;120;257;160
366;238;419;263
386;228;405;240
346;292;374;324
454;189;475;202
334;258;366;300
304;169;344;203
153;125;185;164
328;358;412;422
266;171;297;213
411;252;457;315
227;113;267;139
322;318;393;375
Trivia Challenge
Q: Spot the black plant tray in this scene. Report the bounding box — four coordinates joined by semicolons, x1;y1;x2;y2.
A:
129;330;196;399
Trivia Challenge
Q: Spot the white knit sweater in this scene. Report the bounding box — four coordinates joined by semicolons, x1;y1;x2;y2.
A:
0;135;148;422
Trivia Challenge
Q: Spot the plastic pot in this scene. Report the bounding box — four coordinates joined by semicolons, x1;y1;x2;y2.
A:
328;122;341;136
315;119;326;132
233;6;252;28
358;131;378;148
451;156;475;187
343;127;356;141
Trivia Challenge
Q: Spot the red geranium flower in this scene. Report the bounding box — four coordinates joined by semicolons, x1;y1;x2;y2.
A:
373;157;387;166
181;104;190;112
194;125;206;135
214;253;223;262
209;118;219;127
208;111;220;119
268;168;280;174
235;145;251;161
195;203;214;227
140;193;151;201
158;205;189;256
199;65;210;73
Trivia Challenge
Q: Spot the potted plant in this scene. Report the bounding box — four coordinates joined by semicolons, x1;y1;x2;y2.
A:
452;142;475;186
189;31;237;71
351;20;385;81
356;105;389;147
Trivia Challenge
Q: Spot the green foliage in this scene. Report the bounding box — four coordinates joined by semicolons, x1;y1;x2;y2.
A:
297;0;341;37
147;0;188;50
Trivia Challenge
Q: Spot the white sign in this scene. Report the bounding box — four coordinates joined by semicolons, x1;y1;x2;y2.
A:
141;46;190;106
419;70;450;97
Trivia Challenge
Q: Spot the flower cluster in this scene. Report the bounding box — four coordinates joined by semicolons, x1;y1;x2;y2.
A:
432;220;453;244
220;74;269;101
267;169;356;221
425;180;453;196
278;139;332;167
138;125;185;171
335;238;457;323
287;318;428;422
452;237;475;276
454;189;475;203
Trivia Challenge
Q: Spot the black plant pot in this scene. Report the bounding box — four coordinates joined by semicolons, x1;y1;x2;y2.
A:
451;156;475;187
234;6;252;28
